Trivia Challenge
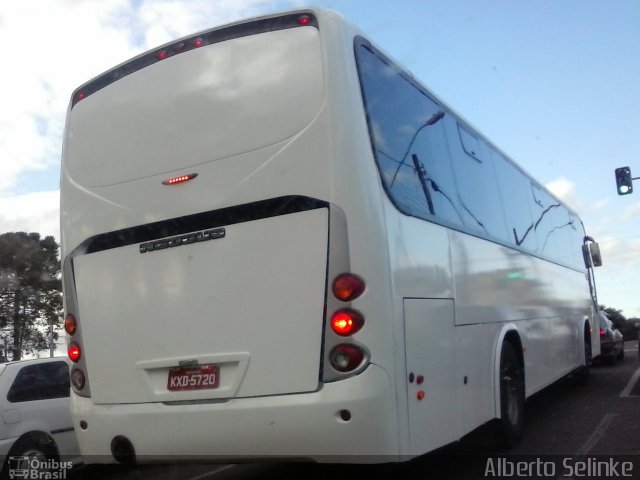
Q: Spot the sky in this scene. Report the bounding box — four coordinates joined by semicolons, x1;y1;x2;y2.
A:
1;0;639;316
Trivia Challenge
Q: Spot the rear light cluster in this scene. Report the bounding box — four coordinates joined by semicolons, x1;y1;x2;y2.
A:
327;273;368;376
65;313;87;392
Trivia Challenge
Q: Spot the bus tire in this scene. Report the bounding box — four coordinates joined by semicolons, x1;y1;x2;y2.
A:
574;327;591;385
498;341;525;447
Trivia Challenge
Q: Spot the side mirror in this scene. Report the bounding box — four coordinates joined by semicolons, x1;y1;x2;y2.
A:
582;242;602;268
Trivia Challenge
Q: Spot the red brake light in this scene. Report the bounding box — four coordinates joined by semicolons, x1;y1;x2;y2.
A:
68;342;82;363
331;309;364;336
64;314;77;335
599;329;605;336
329;344;365;372
332;273;365;302
297;15;311;26
162;173;198;185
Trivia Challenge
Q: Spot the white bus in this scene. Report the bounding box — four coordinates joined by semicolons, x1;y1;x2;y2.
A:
60;8;602;463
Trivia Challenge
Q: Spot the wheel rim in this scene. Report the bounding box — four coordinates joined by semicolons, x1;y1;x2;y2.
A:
9;448;48;474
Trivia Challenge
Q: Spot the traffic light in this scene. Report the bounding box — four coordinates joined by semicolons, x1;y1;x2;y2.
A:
615;166;633;195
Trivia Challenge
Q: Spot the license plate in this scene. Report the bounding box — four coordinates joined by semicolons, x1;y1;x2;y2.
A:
167;365;220;391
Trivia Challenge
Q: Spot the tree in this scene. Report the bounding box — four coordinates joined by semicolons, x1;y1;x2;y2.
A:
599;305;638;341
0;232;62;361
600;305;627;329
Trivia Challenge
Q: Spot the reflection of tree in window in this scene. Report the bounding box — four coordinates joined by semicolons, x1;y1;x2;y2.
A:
530;184;574;262
451;125;508;240
540;215;576;260
356;45;464;225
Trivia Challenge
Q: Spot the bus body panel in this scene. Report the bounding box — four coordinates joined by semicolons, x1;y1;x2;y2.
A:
403;298;461;454
60;25;329;257
450;230;592;396
71;364;399;462
72;208;328;403
382;188;594;448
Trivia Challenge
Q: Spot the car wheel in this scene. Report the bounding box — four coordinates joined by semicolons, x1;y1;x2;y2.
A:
498;341;525;447
1;433;58;480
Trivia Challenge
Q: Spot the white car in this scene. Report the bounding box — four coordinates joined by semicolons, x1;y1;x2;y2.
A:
0;358;79;479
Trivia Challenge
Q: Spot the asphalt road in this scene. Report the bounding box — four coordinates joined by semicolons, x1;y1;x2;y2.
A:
69;341;640;480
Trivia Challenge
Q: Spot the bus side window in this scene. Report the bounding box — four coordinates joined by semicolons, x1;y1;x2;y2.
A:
356;44;463;226
492;152;538;252
449;124;509;242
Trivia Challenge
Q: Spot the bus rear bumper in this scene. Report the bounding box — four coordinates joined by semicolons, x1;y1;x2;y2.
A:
71;364;399;464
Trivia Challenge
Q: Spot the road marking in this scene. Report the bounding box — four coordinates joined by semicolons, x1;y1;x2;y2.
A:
620;365;640;398
185;465;236;480
575;413;618;455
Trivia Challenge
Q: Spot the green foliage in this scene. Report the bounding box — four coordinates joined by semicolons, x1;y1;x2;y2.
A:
600;306;626;328
0;232;62;361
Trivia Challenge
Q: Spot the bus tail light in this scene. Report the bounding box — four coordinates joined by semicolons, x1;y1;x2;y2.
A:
322;209;370;382
329;344;365;372
65;314;77;335
332;273;365;302
71;368;86;390
331;309;364;336
68;342;82;363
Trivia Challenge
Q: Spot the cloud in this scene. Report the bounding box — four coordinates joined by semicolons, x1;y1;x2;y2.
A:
137;0;278;48
620;202;640;221
0;191;60;240
545;177;580;211
0;0;284;196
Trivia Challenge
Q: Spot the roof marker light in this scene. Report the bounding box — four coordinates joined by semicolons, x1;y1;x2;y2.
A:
297;15;311;26
162;173;198;185
193;38;204;47
156;50;169;60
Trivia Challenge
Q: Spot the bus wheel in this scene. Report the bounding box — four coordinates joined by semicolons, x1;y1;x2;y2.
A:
498;341;525;447
574;328;591;385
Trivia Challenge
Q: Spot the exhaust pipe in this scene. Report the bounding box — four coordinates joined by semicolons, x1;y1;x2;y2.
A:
111;435;136;465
